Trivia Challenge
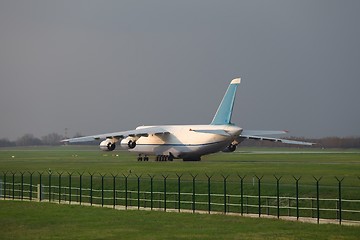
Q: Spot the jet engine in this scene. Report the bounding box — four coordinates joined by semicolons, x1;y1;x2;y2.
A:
222;144;237;152
100;139;116;151
120;138;137;149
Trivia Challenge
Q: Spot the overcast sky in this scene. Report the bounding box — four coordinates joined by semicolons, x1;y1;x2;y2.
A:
0;0;359;140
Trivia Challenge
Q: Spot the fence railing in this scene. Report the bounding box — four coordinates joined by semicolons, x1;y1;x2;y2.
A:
1;172;359;225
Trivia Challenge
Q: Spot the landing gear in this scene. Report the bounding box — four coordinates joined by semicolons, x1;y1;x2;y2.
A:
155;154;174;162
137;154;173;161
137;154;149;161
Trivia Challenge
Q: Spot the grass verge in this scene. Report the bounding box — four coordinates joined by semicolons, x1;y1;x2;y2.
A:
1;201;359;240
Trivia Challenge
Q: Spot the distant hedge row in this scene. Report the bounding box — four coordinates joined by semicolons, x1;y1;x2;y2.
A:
1;133;360;148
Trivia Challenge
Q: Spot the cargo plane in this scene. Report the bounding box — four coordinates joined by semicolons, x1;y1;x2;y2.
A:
62;78;313;161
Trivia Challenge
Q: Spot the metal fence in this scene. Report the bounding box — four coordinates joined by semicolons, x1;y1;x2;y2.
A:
1;172;359;225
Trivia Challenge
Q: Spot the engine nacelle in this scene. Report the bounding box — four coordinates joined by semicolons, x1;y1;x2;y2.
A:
222;144;237;152
120;138;137;149
100;139;116;151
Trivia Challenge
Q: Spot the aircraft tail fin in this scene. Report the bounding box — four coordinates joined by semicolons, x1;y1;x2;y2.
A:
211;78;241;125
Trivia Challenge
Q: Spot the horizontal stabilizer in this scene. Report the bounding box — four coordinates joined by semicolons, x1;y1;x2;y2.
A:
239;135;315;146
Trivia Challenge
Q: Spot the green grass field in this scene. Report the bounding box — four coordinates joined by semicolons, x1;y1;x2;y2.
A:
0;146;359;239
1;201;360;240
1;146;359;182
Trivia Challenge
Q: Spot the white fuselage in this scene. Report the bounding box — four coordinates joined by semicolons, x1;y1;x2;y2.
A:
123;124;242;159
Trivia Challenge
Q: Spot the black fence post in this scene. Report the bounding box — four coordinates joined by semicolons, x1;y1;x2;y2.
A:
222;175;229;214
274;175;282;219
28;171;33;201
68;172;73;204
292;176;301;220
148;175;154;210
111;174;118;209
89;172;94;206
57;172;63;203
78;172;84;205
123;174;129;209
237;175;246;216
313;176;322;224
255;175;263;217
38;171;43;202
162;174;168;212
205;174;213;214
176;174;183;212
190;174;197;213
11;171;16;200
100;173;106;207
48;171;52;202
135;174;142;210
335;177;344;225
20;172;24;200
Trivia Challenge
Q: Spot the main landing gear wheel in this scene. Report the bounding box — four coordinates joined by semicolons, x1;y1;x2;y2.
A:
155;155;173;162
137;154;149;161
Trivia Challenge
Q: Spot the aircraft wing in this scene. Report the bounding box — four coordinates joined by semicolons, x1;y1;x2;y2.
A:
237;134;315;146
61;126;170;143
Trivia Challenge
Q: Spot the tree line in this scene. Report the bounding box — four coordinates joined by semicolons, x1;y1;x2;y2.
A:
0;133;360;149
0;133;64;147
